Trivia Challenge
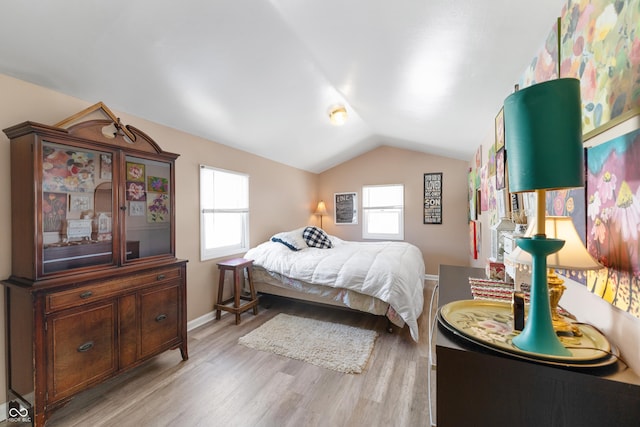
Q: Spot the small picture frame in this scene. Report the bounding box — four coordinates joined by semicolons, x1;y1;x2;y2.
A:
126;162;145;182
100;153;112;180
129;201;146;216
126;181;146;201
147;176;168;193
510;193;522;213
69;194;92;212
497;189;508;219
334;192;358;225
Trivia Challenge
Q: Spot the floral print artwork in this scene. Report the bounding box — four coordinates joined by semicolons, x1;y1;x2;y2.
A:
586;128;640;318
42;146;95;192
100;153;112;179
126;181;146;201
43;192;67;232
147;176;168;193
126;162;145;182
147;192;169;223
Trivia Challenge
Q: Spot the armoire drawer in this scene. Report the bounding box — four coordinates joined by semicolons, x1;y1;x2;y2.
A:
139;282;182;359
45;266;183;313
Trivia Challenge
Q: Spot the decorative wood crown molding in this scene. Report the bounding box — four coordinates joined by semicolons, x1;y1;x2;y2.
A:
54;101;136;142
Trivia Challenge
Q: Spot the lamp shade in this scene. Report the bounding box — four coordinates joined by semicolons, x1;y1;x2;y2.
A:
504;78;584;193
314;200;328;216
506;216;601;271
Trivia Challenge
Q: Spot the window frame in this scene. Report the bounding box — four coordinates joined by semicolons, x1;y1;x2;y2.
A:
199;165;250;261
362;184;404;240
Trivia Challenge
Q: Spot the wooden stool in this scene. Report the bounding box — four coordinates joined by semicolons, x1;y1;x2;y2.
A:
214;258;258;324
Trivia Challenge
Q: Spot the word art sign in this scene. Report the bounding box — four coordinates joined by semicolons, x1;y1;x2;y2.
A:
334;192;358;225
424;172;443;224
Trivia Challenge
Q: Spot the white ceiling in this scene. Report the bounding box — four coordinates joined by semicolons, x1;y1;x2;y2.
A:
0;0;563;173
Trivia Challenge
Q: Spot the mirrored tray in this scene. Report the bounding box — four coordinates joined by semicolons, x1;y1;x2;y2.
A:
438;299;618;368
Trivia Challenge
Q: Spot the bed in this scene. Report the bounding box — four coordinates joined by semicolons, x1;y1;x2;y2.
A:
243;226;425;341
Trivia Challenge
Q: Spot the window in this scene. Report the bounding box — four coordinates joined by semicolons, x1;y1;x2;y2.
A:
362;184;404;240
200;166;249;260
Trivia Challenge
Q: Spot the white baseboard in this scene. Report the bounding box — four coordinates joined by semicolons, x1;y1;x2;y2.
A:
0;314;218;421
187;310;216;331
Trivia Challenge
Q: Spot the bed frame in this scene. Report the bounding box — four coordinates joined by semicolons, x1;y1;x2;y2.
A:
251;271;398;333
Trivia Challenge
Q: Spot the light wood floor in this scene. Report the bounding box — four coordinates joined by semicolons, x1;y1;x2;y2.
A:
9;283;438;427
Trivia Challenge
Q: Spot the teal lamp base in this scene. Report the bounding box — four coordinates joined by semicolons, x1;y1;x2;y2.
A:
512;236;572;357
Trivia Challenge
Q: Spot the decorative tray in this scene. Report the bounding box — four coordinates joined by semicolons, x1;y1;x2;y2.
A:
438;299;618;368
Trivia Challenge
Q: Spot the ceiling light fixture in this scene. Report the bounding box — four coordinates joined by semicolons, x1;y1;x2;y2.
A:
328;105;348;126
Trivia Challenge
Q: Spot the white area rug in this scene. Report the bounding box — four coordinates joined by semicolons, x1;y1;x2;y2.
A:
238;313;378;374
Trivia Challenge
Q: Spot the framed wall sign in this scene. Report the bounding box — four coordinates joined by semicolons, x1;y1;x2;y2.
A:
334;192;358;225
424;172;443;224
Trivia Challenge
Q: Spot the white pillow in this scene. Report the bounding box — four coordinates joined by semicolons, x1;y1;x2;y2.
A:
271;227;308;251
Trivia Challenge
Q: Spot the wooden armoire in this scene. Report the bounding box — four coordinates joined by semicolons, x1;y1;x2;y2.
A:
2;105;188;426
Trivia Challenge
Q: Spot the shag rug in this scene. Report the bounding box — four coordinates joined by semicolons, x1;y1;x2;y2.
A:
238;313;378;374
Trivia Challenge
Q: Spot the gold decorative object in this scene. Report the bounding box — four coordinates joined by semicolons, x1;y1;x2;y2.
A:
506;216;602;337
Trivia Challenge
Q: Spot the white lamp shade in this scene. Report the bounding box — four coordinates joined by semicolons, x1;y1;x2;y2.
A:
314;200;328;216
506;216;601;271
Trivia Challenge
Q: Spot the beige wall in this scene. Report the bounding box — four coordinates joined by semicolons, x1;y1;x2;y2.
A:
0;73;318;405
0;74;472;408
318;145;470;275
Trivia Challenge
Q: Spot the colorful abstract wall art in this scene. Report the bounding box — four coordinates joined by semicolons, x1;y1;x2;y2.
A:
586;127;640;317
545;187;587;244
523;0;640;134
518;0;640;317
42;146;95;193
560;0;640;133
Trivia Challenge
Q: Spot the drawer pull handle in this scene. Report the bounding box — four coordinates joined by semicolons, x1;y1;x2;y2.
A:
155;314;168;322
157;274;166;280
79;291;93;299
77;341;94;352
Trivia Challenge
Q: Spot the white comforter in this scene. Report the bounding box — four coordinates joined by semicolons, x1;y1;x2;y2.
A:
244;237;425;341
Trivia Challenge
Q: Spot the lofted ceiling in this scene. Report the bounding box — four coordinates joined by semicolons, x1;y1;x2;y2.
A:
0;0;563;173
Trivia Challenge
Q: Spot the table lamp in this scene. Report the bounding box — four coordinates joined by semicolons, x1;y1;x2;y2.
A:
506;216;601;336
504;78;583;357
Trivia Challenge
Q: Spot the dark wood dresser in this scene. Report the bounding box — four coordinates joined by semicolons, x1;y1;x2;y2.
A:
436;264;640;427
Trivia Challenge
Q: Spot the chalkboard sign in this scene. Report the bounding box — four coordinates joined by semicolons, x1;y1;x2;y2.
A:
424;173;442;224
334;192;358;224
